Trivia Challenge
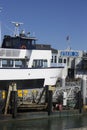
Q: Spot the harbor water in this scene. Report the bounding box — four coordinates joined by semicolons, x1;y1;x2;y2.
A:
1;115;87;130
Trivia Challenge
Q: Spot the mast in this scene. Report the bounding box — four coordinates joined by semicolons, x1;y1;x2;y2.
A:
66;35;71;50
0;7;2;47
11;21;23;36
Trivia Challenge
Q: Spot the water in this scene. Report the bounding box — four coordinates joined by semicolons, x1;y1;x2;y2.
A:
0;115;87;130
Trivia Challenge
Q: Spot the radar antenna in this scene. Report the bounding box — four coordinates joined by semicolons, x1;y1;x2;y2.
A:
11;21;23;36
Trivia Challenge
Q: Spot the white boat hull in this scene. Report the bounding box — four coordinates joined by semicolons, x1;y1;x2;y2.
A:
0;67;64;89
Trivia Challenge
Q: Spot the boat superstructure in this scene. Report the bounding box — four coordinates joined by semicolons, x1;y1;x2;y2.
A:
0;23;66;89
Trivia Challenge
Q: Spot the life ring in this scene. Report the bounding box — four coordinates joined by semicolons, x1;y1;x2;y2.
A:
21;45;26;49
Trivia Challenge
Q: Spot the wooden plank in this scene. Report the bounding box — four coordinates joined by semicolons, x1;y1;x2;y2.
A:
4;85;12;115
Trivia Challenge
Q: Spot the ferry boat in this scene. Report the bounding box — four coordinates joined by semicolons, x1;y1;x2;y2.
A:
0;22;66;90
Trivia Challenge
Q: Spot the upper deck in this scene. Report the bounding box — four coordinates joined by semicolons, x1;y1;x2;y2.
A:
2;35;36;50
0;28;56;68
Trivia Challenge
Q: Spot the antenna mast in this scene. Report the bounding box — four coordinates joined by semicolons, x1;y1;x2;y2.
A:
0;7;2;46
11;21;23;36
66;35;71;50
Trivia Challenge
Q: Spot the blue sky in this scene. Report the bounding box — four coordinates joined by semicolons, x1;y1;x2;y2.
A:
0;0;87;50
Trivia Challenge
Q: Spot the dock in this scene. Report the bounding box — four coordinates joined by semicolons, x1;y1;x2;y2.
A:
0;79;86;121
18;102;47;111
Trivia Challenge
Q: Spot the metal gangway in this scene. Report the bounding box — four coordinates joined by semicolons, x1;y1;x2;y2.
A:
53;80;81;108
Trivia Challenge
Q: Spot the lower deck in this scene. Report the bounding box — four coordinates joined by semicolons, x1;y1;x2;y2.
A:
0;79;44;90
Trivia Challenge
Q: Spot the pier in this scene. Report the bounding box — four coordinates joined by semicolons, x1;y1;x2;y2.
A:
0;77;86;120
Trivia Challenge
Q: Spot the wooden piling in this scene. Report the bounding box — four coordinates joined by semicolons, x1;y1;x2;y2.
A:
48;90;53;116
45;85;49;103
11;83;17;118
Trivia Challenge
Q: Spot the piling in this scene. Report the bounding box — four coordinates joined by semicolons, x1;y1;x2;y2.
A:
11;83;17;118
45;85;49;103
4;85;12;115
48;90;53;115
82;76;86;105
78;90;83;113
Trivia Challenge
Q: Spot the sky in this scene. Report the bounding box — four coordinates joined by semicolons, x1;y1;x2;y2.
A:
0;0;87;50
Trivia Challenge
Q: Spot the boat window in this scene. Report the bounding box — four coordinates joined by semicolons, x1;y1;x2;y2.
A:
20;39;35;49
15;59;28;68
0;59;1;67
67;58;69;66
54;56;57;63
2;59;13;67
51;56;53;63
32;59;47;68
15;60;23;68
64;59;66;63
43;60;48;67
5;41;11;47
58;58;62;63
21;39;28;45
32;40;36;44
12;37;20;47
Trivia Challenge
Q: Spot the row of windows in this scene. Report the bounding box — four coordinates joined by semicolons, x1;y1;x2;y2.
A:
0;59;48;68
2;37;36;49
58;58;66;63
32;60;47;68
51;56;67;64
0;58;68;68
0;59;28;68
